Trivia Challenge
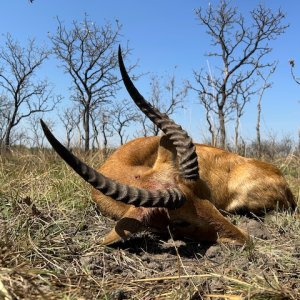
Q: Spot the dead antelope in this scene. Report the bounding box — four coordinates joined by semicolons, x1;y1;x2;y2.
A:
41;46;296;246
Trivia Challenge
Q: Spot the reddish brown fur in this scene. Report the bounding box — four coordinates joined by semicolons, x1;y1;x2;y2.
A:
92;136;296;246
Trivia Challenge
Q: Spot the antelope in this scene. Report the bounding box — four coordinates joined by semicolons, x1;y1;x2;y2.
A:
41;46;296;246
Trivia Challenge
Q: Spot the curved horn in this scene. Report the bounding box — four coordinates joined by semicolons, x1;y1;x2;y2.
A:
118;46;199;181
40;120;185;209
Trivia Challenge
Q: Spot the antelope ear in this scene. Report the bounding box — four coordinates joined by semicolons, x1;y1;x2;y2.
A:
154;135;177;166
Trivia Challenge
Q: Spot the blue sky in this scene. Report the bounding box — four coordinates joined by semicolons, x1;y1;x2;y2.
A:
0;0;299;145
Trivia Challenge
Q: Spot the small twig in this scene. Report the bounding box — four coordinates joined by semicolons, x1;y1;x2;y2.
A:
205;294;243;300
131;273;251;285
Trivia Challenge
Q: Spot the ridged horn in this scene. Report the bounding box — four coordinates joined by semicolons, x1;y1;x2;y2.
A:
40;120;185;209
118;46;199;181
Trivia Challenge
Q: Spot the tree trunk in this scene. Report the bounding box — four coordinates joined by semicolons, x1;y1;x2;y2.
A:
4;125;12;149
66;128;71;149
256;99;262;158
218;108;226;149
211;131;216;147
3;111;17;149
119;129;124;145
204;109;216;146
83;108;90;152
103;129;108;150
234;116;240;153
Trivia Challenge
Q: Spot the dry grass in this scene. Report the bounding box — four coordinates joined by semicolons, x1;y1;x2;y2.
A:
0;149;299;300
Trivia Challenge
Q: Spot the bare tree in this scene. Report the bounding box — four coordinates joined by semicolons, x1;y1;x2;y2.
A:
59;106;81;149
188;72;220;146
111;99;140;145
190;1;287;148
256;64;277;158
90;108;113;152
232;81;256;152
28;114;55;148
0;34;59;149
139;74;186;137
10;129;29;148
202;96;219;147
50;16;134;151
100;110;113;151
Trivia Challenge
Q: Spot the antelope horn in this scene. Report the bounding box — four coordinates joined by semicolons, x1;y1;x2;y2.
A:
40;120;185;209
118;46;199;181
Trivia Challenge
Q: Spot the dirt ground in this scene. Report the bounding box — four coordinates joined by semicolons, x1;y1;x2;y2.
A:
1;198;299;300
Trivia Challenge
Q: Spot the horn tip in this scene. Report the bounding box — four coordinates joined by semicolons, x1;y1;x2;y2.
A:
118;45;122;60
40;119;47;131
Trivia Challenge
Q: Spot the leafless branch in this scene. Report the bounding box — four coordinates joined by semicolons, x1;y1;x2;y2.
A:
0;34;59;149
191;1;287;148
138;74;186;137
110;99;140;145
50;16;136;151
